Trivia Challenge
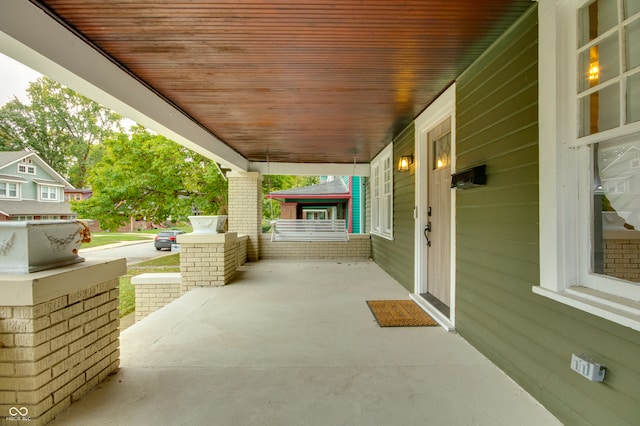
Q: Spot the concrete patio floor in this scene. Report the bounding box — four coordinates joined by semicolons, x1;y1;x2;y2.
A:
49;259;561;426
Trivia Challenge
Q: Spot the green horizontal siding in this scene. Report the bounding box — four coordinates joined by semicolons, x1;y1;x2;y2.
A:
371;124;415;292
455;4;640;425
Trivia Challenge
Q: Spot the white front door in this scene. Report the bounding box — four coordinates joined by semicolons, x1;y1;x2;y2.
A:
425;120;452;309
413;84;456;330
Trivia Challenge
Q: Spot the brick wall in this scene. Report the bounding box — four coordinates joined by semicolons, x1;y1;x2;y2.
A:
132;273;182;322
280;203;297;219
237;235;248;266
603;238;640;282
0;259;125;426
259;234;371;259
132;235;249;325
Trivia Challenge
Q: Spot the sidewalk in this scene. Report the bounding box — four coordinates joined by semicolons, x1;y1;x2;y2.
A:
79;237;154;253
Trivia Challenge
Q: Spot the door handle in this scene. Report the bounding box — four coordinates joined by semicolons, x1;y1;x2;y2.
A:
423;222;431;247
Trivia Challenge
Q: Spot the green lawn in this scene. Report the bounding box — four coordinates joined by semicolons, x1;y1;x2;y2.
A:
118;254;181;317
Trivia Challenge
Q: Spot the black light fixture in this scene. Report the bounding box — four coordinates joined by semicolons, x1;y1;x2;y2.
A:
398;155;413;172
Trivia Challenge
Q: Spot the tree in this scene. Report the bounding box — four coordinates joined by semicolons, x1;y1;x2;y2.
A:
72;126;227;231
0;77;122;188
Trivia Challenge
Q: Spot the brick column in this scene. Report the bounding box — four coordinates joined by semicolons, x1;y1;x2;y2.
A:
0;259;126;426
227;171;262;261
177;232;238;292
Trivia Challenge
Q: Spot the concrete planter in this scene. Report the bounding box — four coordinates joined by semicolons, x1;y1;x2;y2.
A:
0;220;89;273
188;215;227;234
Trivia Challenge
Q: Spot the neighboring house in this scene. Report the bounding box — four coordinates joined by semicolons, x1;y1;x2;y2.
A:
0;151;76;221
265;176;366;233
64;188;93;202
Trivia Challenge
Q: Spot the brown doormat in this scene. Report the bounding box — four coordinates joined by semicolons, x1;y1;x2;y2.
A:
366;300;438;327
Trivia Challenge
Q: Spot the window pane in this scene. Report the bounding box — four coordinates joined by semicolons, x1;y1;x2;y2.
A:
579;0;618;46
384;194;392;232
578;34;620;92
626;19;640;71
628;72;640;123
625;0;640;17
579;83;621;136
594;139;640;284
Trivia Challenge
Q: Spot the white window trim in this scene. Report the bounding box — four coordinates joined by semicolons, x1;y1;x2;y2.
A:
537;0;640;331
38;184;61;202
370;143;394;240
0;181;20;199
17;164;36;175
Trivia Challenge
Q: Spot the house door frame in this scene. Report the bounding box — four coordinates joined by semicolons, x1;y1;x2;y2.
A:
411;84;457;331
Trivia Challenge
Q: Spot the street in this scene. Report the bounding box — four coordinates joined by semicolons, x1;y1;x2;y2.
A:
79;240;174;265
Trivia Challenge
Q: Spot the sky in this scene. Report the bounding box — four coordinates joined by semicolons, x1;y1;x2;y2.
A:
0;53;42;106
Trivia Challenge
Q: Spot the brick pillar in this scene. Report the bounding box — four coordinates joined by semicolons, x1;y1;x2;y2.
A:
227;171;262;261
0;259;126;426
177;232;238;292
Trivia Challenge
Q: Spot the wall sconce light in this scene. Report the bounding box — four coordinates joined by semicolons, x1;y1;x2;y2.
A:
398;155;413;172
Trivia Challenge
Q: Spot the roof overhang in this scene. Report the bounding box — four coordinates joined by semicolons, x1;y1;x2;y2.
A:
1;1;534;176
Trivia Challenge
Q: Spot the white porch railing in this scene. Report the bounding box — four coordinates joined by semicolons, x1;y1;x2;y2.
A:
270;219;349;242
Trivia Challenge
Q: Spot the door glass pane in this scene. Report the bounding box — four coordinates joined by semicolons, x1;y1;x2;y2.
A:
579;34;620;92
628;72;640;123
625;0;640;17
433;133;451;170
579;0;618;47
579;83;620;136
429;118;451;170
593;139;640;284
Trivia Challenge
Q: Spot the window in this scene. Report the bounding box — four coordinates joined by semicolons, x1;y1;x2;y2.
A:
538;0;640;331
0;182;19;199
40;185;58;201
371;143;393;239
304;209;328;220
17;164;36;175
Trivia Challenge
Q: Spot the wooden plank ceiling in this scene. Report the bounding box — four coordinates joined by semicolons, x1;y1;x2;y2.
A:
33;0;533;165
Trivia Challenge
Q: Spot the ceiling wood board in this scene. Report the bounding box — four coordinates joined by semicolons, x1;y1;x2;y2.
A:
33;0;533;164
